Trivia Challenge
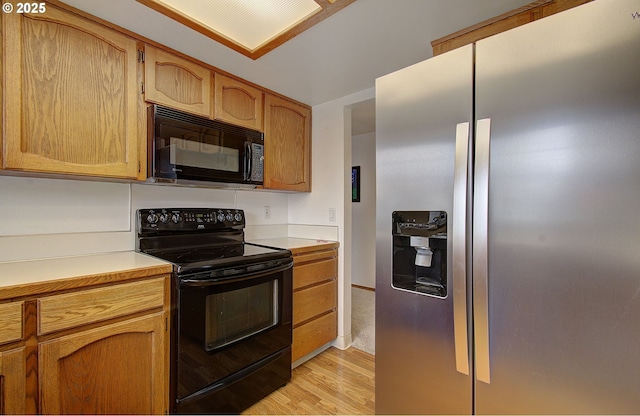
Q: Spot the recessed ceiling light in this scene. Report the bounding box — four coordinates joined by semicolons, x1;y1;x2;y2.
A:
137;0;357;60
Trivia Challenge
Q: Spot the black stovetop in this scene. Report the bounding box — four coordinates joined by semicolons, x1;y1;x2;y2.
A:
136;208;291;277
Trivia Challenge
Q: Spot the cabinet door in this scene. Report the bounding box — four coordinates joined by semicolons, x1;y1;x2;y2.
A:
213;73;264;131
39;313;167;415
2;5;142;179
264;94;311;192
0;347;27;414
144;44;212;117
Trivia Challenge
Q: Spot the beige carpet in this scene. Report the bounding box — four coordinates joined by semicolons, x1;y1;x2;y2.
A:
351;286;375;355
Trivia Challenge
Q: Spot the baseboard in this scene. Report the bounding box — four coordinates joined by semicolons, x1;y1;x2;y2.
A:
352;284;375;292
291;341;333;368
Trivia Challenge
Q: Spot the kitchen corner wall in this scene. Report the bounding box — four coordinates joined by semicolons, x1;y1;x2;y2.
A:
288;86;375;351
0;175;290;262
351;132;376;288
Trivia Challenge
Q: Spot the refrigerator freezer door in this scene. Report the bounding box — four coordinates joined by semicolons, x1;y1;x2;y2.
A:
375;44;473;414
474;1;640;413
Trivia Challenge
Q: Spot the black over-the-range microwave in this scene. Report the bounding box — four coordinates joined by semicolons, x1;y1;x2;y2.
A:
147;104;264;188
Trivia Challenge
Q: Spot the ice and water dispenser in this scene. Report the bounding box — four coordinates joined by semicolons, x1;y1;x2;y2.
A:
392;211;447;297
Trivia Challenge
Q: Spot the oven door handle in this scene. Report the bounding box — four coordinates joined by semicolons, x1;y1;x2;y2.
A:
180;259;293;287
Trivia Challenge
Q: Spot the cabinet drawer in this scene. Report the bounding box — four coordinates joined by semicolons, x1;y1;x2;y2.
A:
293;280;336;326
292;310;337;362
0;302;23;344
38;278;165;335
293;257;337;290
293;248;336;265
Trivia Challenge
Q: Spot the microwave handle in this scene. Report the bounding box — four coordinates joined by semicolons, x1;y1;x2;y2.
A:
244;142;252;181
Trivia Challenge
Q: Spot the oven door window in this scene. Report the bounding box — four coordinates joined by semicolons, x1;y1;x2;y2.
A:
205;279;278;351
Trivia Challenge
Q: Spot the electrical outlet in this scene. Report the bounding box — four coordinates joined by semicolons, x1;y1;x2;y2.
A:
264;206;271;219
329;207;336;222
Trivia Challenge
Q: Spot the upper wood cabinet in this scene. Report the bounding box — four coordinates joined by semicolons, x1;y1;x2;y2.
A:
214;73;264;131
144;44;213;117
2;4;144;179
264;94;312;192
431;0;592;56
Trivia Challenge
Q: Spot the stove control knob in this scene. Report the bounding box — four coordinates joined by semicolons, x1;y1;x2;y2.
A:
159;212;170;223
225;212;233;221
171;213;181;223
146;213;158;224
234;212;242;222
217;212;225;222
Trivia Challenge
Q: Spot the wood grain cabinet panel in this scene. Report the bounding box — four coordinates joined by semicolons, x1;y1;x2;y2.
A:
39;312;166;415
292;311;337;363
0;347;27;415
293;280;336;325
293;258;338;290
144;44;213;117
214;73;264;131
2;4;143;179
38;278;165;335
264;94;311;192
0;302;23;345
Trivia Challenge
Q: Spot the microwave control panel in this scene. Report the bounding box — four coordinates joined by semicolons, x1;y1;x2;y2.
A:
251;143;264;182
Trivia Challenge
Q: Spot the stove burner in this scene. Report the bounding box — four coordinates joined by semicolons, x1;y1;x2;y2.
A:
152;244;244;264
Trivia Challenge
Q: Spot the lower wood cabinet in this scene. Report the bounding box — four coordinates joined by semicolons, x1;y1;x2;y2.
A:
0;346;27;414
39;312;166;415
0;274;169;415
291;244;338;362
0;301;26;414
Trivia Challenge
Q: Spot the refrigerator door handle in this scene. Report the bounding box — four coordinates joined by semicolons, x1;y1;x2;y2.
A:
474;118;492;384
453;122;470;376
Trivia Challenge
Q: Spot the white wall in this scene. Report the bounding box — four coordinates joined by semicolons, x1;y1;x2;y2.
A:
351;132;376;288
0;175;290;262
288;86;375;350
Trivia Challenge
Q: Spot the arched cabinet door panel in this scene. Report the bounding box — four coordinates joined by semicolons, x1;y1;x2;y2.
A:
39;313;166;415
214;73;264;131
264;94;311;192
144;44;213;118
3;5;143;179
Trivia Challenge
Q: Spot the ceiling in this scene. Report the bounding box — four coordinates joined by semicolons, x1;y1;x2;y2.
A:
61;0;532;135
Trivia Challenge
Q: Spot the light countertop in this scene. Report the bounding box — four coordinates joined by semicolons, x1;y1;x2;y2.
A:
249;237;339;253
0;251;172;300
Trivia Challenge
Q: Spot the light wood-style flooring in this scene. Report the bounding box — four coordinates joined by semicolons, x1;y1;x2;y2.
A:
243;347;375;415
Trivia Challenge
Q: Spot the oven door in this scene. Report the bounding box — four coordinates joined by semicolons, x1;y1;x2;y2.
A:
174;263;292;411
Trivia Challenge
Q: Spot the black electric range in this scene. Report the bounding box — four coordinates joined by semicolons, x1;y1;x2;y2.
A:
136;208;293;414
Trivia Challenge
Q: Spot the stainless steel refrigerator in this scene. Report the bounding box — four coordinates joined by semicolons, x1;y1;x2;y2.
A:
375;1;640;414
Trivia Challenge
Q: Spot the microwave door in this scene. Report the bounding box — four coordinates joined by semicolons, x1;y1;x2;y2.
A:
155;120;246;184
